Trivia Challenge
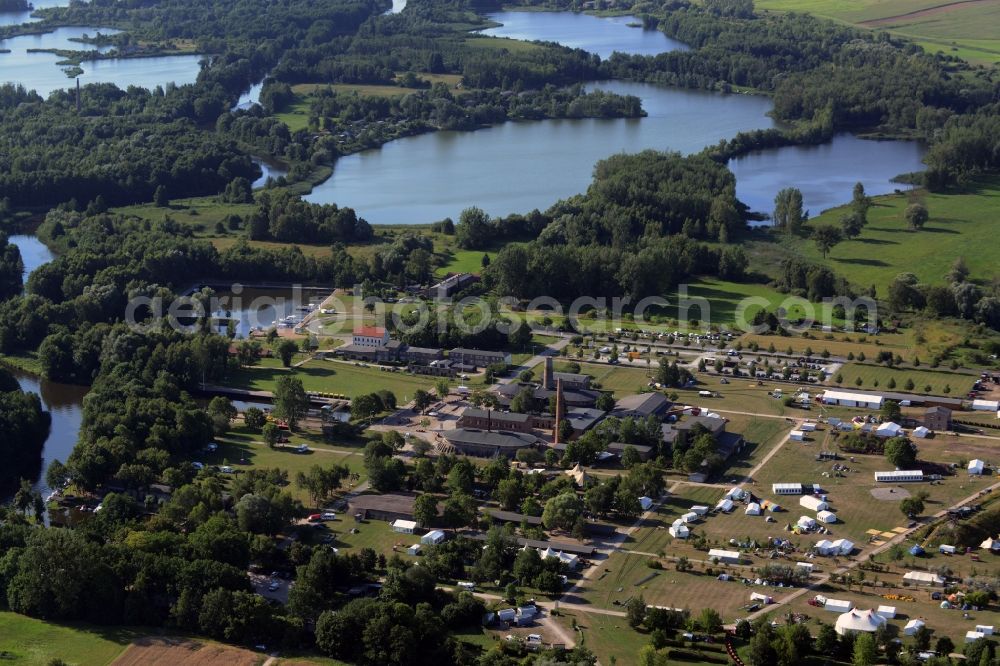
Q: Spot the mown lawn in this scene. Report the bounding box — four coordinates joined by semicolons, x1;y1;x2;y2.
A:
0;611;138;665
222;356;452;401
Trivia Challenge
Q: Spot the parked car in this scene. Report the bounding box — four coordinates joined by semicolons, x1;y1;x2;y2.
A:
321;512;336;520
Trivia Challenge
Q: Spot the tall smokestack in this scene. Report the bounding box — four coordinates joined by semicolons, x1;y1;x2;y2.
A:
544;356;554;390
553;378;565;445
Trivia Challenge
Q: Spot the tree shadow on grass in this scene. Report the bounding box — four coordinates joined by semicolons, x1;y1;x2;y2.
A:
834;258;889;267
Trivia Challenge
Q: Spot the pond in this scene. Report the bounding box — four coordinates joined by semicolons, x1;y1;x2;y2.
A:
9;233;54;278
304;10;925;224
0;26;203;97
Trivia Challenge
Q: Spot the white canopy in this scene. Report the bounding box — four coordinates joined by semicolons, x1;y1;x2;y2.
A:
904;619;925;635
745;503;761;516
715;498;734;512
875;422;903;438
913;426;931;438
797;515;817;530
835;609;887;635
969;459;985;475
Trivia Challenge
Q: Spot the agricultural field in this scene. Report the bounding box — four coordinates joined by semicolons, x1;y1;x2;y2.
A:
756;0;1000;63
749;177;1000;294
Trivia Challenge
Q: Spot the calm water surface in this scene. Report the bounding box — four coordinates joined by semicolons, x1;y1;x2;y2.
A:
0;26;202;96
730;133;925;216
9;233;54;278
307;10;926;223
0;0;68;27
10;368;87;498
305;81;776;223
481;11;687;60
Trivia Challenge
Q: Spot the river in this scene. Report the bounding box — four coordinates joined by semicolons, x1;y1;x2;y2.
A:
9;367;86;499
0;25;202;97
304;10;925;223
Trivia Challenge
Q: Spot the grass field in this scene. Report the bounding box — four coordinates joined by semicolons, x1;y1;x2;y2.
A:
749;177;1000;296
209;426;367;506
756;0;1000;63
831;362;975;395
0;612;137;665
222;356;459;401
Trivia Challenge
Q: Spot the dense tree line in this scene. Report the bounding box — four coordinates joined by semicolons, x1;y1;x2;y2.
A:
247;190;373;243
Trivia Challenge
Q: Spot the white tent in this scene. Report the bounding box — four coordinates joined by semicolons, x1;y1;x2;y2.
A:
817;510;838;524
903;619;926;636
904;571;945;586
421;530;446;545
976;625;994;635
681;511;699;524
966;630;986;643
825;598;854;613
876;605;896;619
725;487;745;501
969;459;985;475
392;519;418;534
745;502;762;516
980;536;1000;551
407;543;421;556
815;539;836;556
800;495;829;512
691;505;710;515
913;426;931;439
790;430;805;441
715;498;734;513
669;519;690;539
972;399;1000;411
801;422;817;432
797;515;817;530
796;562;814;573
832;538;854;555
639;496;654;511
835;609;886;636
875;422;903;438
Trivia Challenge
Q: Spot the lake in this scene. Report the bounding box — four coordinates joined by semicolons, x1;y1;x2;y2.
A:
304;10;925;223
481;11;687;60
305;80;776;223
0;26;203;97
730;133;925;216
0;0;67;27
